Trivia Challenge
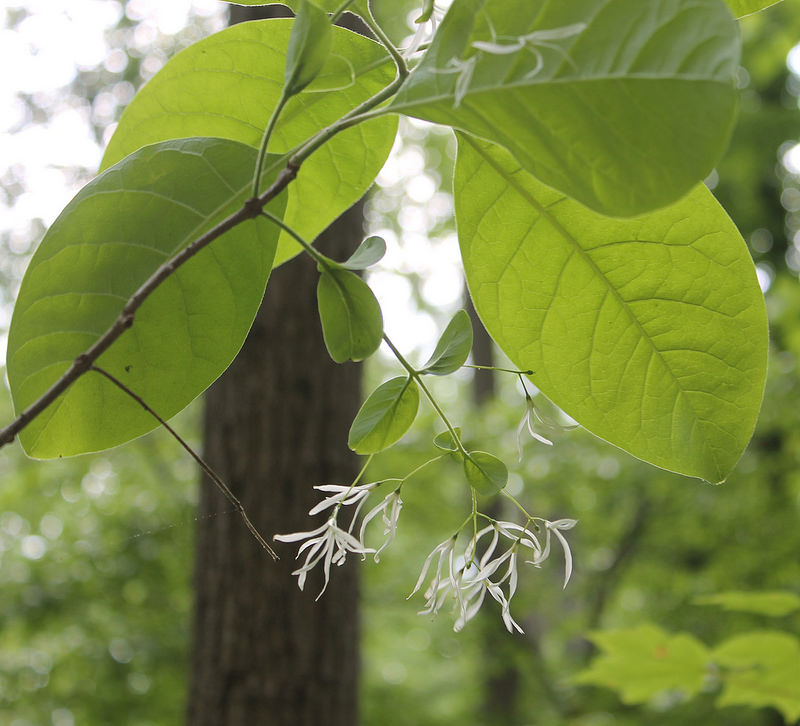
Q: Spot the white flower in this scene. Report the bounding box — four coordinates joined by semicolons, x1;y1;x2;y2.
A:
409;536;458;616
471;22;586;79
533;519;578;588
359;489;403;562
403;0;445;58
517;395;554;458
274;517;374;598
308;483;376;523
410;517;577;634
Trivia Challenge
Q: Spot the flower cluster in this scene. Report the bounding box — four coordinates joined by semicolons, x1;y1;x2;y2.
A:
410;518;577;633
274;483;403;598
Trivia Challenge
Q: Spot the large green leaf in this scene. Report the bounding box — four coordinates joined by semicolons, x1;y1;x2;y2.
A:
576;625;712;703
7;138;286;458
455;136;768;482
726;0;783;16
101;19;396;266
714;632;800;722
393;0;740;217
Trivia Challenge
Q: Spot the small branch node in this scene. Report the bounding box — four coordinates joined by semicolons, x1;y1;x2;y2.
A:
243;196;263;218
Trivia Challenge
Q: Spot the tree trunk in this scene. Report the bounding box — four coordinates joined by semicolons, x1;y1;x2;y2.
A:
188;10;363;720
188;204;363;725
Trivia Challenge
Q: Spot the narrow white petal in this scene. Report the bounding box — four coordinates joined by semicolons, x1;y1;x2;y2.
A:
274;522;328;542
551;527;573;588
550;518;578;530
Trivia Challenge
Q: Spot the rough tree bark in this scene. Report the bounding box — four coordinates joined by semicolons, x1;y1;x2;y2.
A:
187;9;364;724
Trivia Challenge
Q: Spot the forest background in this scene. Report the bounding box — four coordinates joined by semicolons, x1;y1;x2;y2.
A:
1;1;800;725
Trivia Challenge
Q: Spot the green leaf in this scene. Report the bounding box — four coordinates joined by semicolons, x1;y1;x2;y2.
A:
101;18;397;267
421;310;473;376
348;376;420;453
7;138;286;458
695;591;800;617
284;0;333;97
317;268;383;363
463;451;507;495
433;427;462;452
575;625;711;703
337;235;386;270
392;0;740;217
455;136;768;483
726;0;782;16
714;631;800;722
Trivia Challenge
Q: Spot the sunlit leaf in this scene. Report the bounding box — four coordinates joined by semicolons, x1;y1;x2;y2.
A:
317;268;383;363
455;136;768;483
101;18;396;266
575;625;711;703
463;451;507;495
393;0;740;217
7;138;286;458
348;376;420;454
714;631;800;722
695;591;800;617
421;310;473;376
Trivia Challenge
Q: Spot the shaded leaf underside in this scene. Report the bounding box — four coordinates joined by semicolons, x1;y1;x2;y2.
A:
392;0;740;217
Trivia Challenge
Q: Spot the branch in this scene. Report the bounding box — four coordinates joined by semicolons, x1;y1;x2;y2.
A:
90;366;278;560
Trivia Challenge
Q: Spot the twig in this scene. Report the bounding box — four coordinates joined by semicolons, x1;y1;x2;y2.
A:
90;365;278;560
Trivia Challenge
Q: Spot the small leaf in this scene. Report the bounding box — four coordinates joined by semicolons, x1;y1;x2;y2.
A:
317;268;383;363
348;376;420;454
695;591;800;617
714;631;800;722
433;427;462;453
421;310;473;375
284;0;333;98
338;236;386;270
575;625;712;704
463;451;507;496
7;138;286;458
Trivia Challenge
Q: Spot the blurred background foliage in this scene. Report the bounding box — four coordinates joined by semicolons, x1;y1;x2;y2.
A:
1;2;799;725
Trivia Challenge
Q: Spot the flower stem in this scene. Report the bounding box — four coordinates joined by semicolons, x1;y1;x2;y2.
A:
359;2;409;80
381;334;469;459
465;364;534;376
